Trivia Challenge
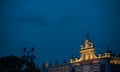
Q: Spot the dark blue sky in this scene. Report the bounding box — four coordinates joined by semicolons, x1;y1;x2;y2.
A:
0;0;120;66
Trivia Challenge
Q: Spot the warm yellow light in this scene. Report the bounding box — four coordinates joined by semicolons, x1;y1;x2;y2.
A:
98;54;102;58
70;59;73;63
105;53;110;58
110;59;120;64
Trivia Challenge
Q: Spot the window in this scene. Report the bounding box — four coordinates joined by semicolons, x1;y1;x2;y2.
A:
100;64;105;72
72;68;75;72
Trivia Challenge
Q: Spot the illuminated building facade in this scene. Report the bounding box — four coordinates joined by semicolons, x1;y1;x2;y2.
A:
42;34;120;72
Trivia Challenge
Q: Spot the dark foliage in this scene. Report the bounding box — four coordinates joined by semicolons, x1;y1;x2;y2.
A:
0;55;41;72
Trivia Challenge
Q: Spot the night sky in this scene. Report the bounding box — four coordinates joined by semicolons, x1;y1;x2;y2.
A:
0;0;120;66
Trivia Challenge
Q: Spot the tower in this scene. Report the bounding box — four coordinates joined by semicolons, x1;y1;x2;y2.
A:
105;46;111;58
79;33;97;61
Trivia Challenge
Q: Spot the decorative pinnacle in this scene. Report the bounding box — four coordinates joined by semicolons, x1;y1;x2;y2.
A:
56;59;58;65
106;46;110;53
91;37;94;43
71;53;74;59
23;47;26;52
31;47;35;52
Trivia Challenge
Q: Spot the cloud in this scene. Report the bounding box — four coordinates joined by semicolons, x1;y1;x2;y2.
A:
57;16;80;24
30;16;48;26
16;11;48;26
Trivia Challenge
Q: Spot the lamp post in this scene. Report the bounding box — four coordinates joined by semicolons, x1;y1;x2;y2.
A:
22;47;36;62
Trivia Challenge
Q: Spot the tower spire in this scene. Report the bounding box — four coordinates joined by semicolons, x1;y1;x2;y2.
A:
85;33;90;48
106;46;111;53
90;38;94;47
105;46;111;58
79;34;97;61
86;33;89;40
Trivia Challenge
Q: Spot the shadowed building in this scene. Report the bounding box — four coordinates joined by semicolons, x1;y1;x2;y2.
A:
42;34;120;72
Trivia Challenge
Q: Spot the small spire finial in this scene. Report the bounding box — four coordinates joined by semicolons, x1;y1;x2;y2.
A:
85;33;90;48
71;53;74;59
81;40;83;44
45;60;49;67
99;52;102;54
63;59;66;64
106;46;110;53
23;47;26;52
81;40;84;48
90;38;94;47
31;47;35;52
55;59;58;65
91;37;94;43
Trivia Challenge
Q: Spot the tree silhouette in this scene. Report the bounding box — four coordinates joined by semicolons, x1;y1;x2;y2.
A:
0;55;41;72
0;55;24;72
